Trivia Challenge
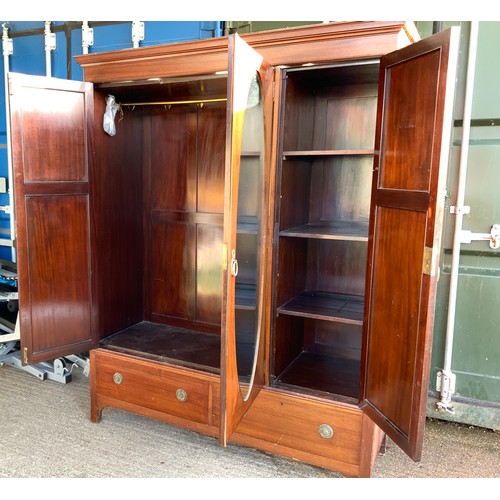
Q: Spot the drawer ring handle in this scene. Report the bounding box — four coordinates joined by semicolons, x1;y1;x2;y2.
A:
176;388;188;402
318;423;334;439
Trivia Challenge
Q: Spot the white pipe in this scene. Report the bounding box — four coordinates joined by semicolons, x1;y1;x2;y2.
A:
439;21;480;409
82;22;89;54
44;21;52;77
82;21;93;55
2;23;16;262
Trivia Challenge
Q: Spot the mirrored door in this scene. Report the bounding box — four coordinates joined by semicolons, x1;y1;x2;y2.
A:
220;33;273;445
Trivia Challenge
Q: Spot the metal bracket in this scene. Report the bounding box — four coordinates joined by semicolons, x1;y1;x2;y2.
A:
436;370;456;413
450;205;471;215
461;224;500;249
0;350;72;383
65;354;90;377
44;22;56;52
450;205;500;249
81;23;94;50
132;21;145;47
2;24;13;57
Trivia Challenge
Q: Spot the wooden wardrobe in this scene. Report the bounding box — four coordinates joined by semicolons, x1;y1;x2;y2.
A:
8;21;459;477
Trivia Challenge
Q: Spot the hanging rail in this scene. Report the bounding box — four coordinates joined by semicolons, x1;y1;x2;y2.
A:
119;97;227;107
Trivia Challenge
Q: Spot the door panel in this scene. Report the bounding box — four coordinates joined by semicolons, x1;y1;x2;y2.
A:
8;73;95;364
364;207;427;437
26;195;92;353
378;48;441;192
19;87;88;182
362;28;460;460
220;34;274;445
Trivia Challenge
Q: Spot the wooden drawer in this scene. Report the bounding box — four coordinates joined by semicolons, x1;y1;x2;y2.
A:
91;349;219;433
232;388;368;475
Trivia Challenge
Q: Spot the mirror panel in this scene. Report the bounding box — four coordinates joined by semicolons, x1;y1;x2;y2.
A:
235;73;265;399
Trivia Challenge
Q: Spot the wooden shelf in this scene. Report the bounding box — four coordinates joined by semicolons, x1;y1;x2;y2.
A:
275;351;360;400
278;291;364;325
280;220;369;241
282;149;374;158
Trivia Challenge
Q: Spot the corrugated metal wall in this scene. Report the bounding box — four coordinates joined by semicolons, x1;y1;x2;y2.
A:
421;22;500;430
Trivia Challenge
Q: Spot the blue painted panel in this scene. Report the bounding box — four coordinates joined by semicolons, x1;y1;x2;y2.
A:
0;50;11;257
9;35;46;75
91;23;135;52
51;31;68;80
141;21;223;46
0;50;8;230
0;144;7;176
70;29;84;81
0;143;11;258
0;58;5;134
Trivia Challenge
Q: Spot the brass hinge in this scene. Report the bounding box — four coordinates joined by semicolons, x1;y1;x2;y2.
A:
422;246;433;276
23;347;29;364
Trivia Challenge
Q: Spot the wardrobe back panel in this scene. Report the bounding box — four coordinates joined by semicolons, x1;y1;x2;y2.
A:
314;84;377;150
310;157;373;223
147;103;225;331
306;240;367;296
281;77;316;151
151;220;196;320
197;105;226;214
278;160;312;230
150;107;198;212
92;94;145;339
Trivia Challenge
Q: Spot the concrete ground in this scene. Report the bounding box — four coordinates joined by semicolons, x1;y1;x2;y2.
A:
0;361;498;495
373;417;499;478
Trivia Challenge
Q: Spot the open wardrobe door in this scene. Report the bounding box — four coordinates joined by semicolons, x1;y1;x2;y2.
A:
362;27;460;460
8;73;96;364
220;33;274;445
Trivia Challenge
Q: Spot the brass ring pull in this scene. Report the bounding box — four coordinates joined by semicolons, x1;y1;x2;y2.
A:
176;388;188;402
318;424;334;439
230;249;239;277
